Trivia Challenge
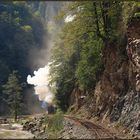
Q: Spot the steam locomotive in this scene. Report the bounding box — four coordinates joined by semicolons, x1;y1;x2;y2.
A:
47;104;57;114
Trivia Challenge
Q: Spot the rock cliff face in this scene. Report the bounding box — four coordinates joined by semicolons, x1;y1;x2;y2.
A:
73;17;140;137
114;18;140;136
92;17;140;136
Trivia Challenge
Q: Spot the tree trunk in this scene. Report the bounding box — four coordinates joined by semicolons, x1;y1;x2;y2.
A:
14;108;17;122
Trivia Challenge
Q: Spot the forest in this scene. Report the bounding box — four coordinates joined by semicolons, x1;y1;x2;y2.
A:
0;1;140;139
0;1;46;114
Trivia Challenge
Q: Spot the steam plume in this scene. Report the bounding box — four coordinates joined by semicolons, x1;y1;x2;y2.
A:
27;63;54;104
26;2;65;108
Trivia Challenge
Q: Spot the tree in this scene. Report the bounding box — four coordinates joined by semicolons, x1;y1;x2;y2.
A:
0;1;45;84
50;1;104;110
0;2;45;115
50;1;134;111
2;71;23;121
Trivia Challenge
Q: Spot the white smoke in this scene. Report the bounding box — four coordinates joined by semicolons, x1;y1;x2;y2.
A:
27;62;54;104
65;14;76;23
26;2;64;108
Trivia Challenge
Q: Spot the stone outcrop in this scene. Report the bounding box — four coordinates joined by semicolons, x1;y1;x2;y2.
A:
92;17;140;137
22;115;48;139
76;17;140;137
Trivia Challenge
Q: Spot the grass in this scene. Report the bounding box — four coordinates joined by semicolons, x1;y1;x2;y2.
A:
44;111;64;139
6;111;64;139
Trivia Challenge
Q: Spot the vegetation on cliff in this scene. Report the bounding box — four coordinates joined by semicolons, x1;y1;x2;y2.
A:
50;1;140;112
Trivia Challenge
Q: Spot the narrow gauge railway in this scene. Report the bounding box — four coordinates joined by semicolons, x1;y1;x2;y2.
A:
64;115;117;139
0;113;117;139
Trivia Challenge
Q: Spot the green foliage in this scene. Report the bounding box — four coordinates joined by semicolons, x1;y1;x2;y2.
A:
50;2;105;111
50;1;140;112
44;112;64;139
0;2;45;115
13;17;21;25
0;2;44;83
76;39;103;90
2;71;23;121
21;25;32;32
34;11;40;17
133;2;140;17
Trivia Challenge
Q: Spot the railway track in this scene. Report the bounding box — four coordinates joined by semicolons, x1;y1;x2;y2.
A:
1;114;118;139
64;115;117;139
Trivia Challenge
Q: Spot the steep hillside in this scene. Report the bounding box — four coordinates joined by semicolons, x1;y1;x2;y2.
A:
48;2;140;137
73;16;140;138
